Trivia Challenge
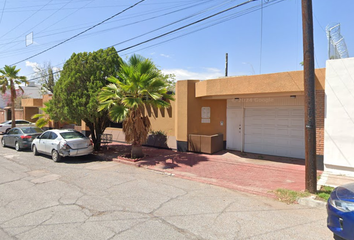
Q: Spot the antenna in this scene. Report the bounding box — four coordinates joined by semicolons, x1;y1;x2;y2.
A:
326;23;349;59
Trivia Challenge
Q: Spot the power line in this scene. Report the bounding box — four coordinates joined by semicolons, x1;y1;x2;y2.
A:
100;0;234;50
1;0;208;57
10;0;146;66
0;0;54;41
259;0;263;74
0;0;7;27
123;0;285;56
26;0;286;82
0;0;76;53
113;0;256;53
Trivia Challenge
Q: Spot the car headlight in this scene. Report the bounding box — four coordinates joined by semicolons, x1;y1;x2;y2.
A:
330;198;354;212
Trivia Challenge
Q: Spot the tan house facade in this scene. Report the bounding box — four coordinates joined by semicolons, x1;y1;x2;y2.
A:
174;68;325;160
19;68;325;163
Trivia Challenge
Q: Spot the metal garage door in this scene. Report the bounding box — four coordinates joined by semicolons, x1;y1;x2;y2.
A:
244;107;305;159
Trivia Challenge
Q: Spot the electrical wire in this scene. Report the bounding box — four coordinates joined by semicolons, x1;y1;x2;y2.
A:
113;0;255;53
0;0;54;41
25;0;286;82
259;0;263;74
123;0;285;56
0;0;210;58
0;0;76;53
10;0;146;66
0;0;7;27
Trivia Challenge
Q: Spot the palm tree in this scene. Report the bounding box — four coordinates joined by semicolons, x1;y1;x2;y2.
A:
98;54;174;158
31;106;51;128
0;65;28;128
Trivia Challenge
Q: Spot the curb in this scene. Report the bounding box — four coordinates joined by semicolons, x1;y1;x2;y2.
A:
297;195;327;208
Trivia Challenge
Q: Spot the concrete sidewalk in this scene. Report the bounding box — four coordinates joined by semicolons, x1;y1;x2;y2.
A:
101;143;354;198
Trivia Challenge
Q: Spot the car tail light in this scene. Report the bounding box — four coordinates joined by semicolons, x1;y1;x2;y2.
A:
90;139;93;145
21;135;31;139
62;142;72;150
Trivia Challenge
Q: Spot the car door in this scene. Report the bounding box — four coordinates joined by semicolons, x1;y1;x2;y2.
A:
36;132;51;153
5;128;17;147
11;128;22;147
45;132;59;153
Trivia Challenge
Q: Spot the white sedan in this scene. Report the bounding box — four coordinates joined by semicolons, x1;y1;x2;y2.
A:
0;120;35;134
31;129;94;162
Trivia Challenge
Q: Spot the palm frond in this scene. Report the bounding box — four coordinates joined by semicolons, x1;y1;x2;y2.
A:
108;105;128;123
31;113;45;119
34;118;49;128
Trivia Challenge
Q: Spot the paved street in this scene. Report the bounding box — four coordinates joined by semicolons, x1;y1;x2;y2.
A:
0;144;332;240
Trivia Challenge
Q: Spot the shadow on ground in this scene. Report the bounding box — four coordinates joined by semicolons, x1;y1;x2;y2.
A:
103;143;209;168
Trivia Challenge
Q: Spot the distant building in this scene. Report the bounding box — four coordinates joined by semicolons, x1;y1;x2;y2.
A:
0;82;42;109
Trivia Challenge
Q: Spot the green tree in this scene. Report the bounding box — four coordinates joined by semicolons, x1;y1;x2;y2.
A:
46;47;121;150
98;54;174;158
0;65;28;128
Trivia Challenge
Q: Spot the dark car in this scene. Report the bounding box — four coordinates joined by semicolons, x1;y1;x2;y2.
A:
1;127;43;151
327;182;354;240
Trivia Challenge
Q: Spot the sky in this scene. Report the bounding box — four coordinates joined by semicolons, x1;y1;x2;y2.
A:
0;0;352;83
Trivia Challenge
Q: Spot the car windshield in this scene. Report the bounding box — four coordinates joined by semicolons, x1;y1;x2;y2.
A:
21;127;43;134
60;131;85;139
1;121;10;124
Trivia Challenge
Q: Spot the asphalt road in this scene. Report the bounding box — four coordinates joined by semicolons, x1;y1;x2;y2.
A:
0;143;333;240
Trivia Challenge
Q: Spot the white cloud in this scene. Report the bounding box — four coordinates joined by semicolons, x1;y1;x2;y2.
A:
53;67;61;72
161;68;223;80
160;53;170;58
25;61;40;73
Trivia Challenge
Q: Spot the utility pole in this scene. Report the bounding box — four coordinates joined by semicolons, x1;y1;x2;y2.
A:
225;53;228;77
302;0;317;193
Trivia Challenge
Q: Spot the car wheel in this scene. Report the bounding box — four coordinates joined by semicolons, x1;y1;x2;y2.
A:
32;145;39;156
52;150;61;162
15;142;21;151
5;128;10;134
1;138;6;147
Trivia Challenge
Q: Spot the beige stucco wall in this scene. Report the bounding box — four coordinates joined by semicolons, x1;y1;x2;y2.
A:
195;68;325;98
143;100;175;137
21;98;43;107
176;80;227;142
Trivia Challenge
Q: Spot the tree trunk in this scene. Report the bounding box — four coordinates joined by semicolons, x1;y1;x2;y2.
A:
84;117;109;152
94;124;103;151
11;83;16;128
131;144;144;159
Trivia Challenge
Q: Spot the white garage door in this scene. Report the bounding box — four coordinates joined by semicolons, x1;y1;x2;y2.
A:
244;107;305;159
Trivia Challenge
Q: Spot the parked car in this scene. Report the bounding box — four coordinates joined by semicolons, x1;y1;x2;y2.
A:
327;182;354;240
0;120;35;134
1;127;43;151
31;129;93;162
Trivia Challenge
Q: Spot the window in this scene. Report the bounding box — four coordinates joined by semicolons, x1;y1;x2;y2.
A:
8;129;16;134
13;129;20;135
40;132;51;139
60;131;85;139
17;120;31;124
21;127;42;134
49;132;58;140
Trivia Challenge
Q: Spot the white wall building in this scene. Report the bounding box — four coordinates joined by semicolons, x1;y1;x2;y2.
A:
324;57;354;176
